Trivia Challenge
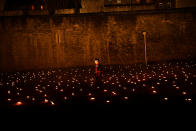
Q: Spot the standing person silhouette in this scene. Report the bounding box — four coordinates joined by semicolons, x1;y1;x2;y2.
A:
94;58;103;84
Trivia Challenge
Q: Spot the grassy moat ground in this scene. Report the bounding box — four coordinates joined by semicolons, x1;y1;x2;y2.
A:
0;59;196;112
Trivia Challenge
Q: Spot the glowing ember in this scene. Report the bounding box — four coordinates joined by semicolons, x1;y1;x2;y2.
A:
44;99;49;103
106;100;110;103
176;87;180;90
164;97;168;101
15;101;23;106
104;89;107;92
182;91;187;95
112;91;117;95
50;101;55;106
188;98;192;101
8;98;11;101
153;90;157;94
185;98;192;102
124;97;128;100
90;97;95;101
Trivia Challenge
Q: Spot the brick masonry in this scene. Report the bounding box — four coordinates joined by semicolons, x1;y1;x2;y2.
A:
0;9;196;71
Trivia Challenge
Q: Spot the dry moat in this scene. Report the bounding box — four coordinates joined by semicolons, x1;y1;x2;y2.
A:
0;59;196;112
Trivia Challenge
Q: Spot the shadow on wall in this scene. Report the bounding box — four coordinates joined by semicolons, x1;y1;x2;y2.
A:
0;0;6;11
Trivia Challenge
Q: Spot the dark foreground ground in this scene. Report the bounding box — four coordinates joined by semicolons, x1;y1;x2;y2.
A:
0;60;196;113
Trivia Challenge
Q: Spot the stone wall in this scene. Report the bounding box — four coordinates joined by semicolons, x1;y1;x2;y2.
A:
0;9;196;71
176;0;196;8
81;0;104;13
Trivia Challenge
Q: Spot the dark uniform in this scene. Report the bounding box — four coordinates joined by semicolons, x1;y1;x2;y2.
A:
95;60;103;84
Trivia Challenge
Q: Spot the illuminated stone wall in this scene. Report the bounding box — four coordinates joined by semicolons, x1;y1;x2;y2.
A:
0;9;196;71
176;0;196;8
81;0;104;13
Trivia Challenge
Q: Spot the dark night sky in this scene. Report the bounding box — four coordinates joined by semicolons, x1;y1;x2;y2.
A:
0;0;196;11
0;0;81;10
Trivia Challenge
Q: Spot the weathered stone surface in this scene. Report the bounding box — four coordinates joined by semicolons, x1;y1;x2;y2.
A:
176;0;196;8
0;9;196;71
